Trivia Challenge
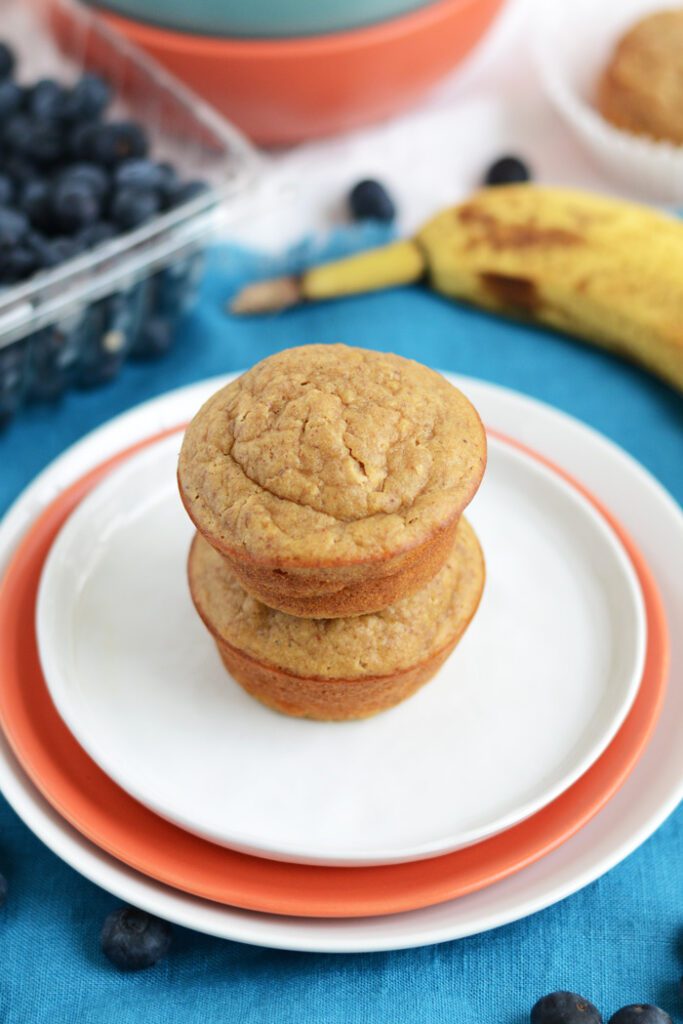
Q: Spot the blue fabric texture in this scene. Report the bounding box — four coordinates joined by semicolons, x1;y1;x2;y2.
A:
0;231;681;1023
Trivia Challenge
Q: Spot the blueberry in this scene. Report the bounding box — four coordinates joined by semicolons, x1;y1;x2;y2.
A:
607;1008;672;1024
484;155;532;186
62;73;111;121
76;302;126;388
132;316;173;358
101;907;172;971
110;187;160;230
69;121;96;160
113;158;168;194
2;154;40;185
532;993;602;1024
0;339;30;424
0;245;37;283
0;42;15;81
75;121;148;166
3;113;32;151
156;162;180;204
0;872;7;906
167;179;209;208
0;174;13;207
32;235;85;270
349;179;396;222
27;79;67;120
5;115;64;164
0;80;22;119
20;180;53;231
52;179;101;232
77;220;117;248
0;207;29;247
59;162;109;201
29;320;83;399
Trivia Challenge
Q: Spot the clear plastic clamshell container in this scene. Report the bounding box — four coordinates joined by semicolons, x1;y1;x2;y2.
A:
0;0;259;425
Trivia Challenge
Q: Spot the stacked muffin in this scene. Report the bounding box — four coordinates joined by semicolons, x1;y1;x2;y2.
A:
178;344;487;720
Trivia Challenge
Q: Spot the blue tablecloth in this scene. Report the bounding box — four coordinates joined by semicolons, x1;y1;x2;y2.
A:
0;234;681;1023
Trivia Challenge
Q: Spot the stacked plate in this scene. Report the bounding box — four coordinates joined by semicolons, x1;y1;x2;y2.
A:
0;372;681;953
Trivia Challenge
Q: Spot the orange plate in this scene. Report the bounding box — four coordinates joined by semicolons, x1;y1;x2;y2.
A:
0;429;669;918
76;0;505;145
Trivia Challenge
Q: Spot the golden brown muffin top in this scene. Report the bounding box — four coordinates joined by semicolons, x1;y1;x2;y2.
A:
178;345;486;565
597;10;683;144
188;518;484;679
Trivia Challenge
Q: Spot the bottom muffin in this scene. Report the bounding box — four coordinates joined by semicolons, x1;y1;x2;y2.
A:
188;518;485;721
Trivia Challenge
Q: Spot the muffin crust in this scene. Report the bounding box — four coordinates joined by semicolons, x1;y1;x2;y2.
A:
178;344;486;567
188;517;485;720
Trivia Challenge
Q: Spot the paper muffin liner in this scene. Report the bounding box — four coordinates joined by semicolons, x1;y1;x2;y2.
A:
533;0;683;203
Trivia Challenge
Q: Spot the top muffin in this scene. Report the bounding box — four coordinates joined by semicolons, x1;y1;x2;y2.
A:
178;344;486;568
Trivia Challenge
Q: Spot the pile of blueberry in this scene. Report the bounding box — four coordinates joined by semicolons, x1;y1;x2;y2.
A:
0;40;209;426
0;40;205;286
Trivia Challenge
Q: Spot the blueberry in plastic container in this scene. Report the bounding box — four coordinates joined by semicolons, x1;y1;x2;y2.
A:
0;245;37;284
0;338;31;428
76;298;134;388
2;154;39;187
20;180;53;231
167;179;209;208
114;158;169;194
74;120;148;166
62;73;112;122
5;115;64;165
59;162;110;201
0;208;28;247
0;42;15;81
0;174;14;207
110;187;160;230
28;313;86;401
27;79;68;120
154;252;205;318
52;178;102;233
0;80;22;120
156;162;180;205
77;220;117;249
31;234;86;270
131;316;175;359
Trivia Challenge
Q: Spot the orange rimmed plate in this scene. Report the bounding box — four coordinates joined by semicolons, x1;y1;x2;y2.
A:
0;428;668;918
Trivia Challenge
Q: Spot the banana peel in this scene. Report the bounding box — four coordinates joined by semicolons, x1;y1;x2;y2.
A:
231;185;683;392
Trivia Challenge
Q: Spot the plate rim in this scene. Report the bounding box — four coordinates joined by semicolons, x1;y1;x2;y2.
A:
0;373;680;951
34;428;647;866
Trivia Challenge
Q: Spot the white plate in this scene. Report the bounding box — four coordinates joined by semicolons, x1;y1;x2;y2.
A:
36;431;645;866
0;376;681;949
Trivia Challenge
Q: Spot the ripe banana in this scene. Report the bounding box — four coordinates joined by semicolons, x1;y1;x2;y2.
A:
231;185;683;392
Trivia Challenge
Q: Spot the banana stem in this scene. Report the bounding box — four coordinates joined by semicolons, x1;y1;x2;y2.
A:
229;239;426;315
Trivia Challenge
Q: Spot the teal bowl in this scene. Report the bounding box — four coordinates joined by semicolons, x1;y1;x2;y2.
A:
84;0;438;38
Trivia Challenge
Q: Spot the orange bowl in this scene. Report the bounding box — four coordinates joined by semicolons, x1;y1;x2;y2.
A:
93;0;505;145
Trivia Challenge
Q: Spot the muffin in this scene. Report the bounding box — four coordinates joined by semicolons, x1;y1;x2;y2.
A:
178;344;486;618
597;9;683;145
188;517;485;721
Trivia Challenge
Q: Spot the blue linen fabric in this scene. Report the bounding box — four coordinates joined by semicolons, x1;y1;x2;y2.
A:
0;230;681;1023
